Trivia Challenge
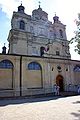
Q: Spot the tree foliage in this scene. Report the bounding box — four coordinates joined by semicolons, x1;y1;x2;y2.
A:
69;14;80;54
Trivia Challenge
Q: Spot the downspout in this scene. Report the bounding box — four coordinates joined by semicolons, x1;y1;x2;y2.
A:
20;55;22;96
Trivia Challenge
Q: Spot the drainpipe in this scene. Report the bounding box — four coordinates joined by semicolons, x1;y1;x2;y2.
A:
20;55;22;96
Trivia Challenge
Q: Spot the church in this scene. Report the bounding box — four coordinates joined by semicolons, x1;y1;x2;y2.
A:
0;3;80;97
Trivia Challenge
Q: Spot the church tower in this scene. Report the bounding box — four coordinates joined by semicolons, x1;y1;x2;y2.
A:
8;3;28;55
7;4;71;59
47;14;71;58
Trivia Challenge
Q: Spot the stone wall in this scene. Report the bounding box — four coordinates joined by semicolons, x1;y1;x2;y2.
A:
0;54;80;97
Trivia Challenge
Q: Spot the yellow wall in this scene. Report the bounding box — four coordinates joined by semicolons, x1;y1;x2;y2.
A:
0;54;80;97
0;69;12;89
0;55;20;97
25;70;42;88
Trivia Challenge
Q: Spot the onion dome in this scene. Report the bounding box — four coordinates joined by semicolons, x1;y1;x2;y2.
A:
53;14;59;23
18;3;25;13
2;43;6;54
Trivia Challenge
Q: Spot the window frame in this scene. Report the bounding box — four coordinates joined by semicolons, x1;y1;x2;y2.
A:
73;65;80;72
28;62;41;70
59;29;63;38
20;20;25;30
56;51;60;56
0;60;13;69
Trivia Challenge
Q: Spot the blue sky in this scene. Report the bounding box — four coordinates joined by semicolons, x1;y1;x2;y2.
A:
0;8;10;51
0;0;80;60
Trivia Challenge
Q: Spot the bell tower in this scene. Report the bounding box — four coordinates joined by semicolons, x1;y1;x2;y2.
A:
49;14;71;59
8;3;28;55
53;14;67;40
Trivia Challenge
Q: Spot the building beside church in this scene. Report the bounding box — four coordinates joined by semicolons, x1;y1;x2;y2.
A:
0;4;80;97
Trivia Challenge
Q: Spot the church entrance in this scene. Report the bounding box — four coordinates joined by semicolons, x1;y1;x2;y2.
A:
56;75;64;92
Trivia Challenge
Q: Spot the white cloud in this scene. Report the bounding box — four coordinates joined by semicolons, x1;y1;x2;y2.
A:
70;44;80;60
0;0;18;18
55;0;80;39
0;0;35;18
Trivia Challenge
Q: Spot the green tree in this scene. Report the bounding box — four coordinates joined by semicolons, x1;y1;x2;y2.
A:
70;14;80;54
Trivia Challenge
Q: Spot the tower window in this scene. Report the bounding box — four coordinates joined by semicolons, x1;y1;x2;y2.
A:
56;51;60;56
59;29;63;38
32;47;38;55
20;20;25;30
40;47;45;56
30;26;34;33
54;33;56;39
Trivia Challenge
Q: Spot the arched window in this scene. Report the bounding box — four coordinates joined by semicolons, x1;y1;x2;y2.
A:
20;20;25;30
28;62;41;70
56;51;60;56
59;29;63;38
40;47;45;56
0;60;13;69
73;65;80;72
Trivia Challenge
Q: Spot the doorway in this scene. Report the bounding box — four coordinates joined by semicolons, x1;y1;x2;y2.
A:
56;75;64;92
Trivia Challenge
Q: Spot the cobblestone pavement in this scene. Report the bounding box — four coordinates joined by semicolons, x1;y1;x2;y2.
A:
0;95;80;120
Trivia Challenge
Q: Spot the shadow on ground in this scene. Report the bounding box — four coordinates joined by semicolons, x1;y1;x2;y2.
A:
73;101;80;104
0;95;61;106
71;98;80;120
71;110;80;120
0;92;79;106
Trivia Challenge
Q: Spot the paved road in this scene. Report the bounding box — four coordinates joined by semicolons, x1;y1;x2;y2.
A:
0;96;80;120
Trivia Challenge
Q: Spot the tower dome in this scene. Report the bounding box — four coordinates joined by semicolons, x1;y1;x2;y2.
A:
18;3;25;13
2;43;6;54
32;2;48;21
53;14;59;23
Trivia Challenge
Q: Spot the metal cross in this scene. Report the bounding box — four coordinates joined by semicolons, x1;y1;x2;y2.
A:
55;12;56;16
38;1;41;8
4;43;5;46
21;1;22;5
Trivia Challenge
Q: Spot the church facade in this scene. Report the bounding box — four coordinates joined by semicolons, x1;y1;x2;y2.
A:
0;4;80;97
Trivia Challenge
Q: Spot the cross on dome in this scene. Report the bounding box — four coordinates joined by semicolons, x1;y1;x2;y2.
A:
18;1;25;13
4;43;5;46
21;1;22;5
38;1;41;8
55;12;56;16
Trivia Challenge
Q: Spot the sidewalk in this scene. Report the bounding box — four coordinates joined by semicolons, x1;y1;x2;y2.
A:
0;95;80;120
